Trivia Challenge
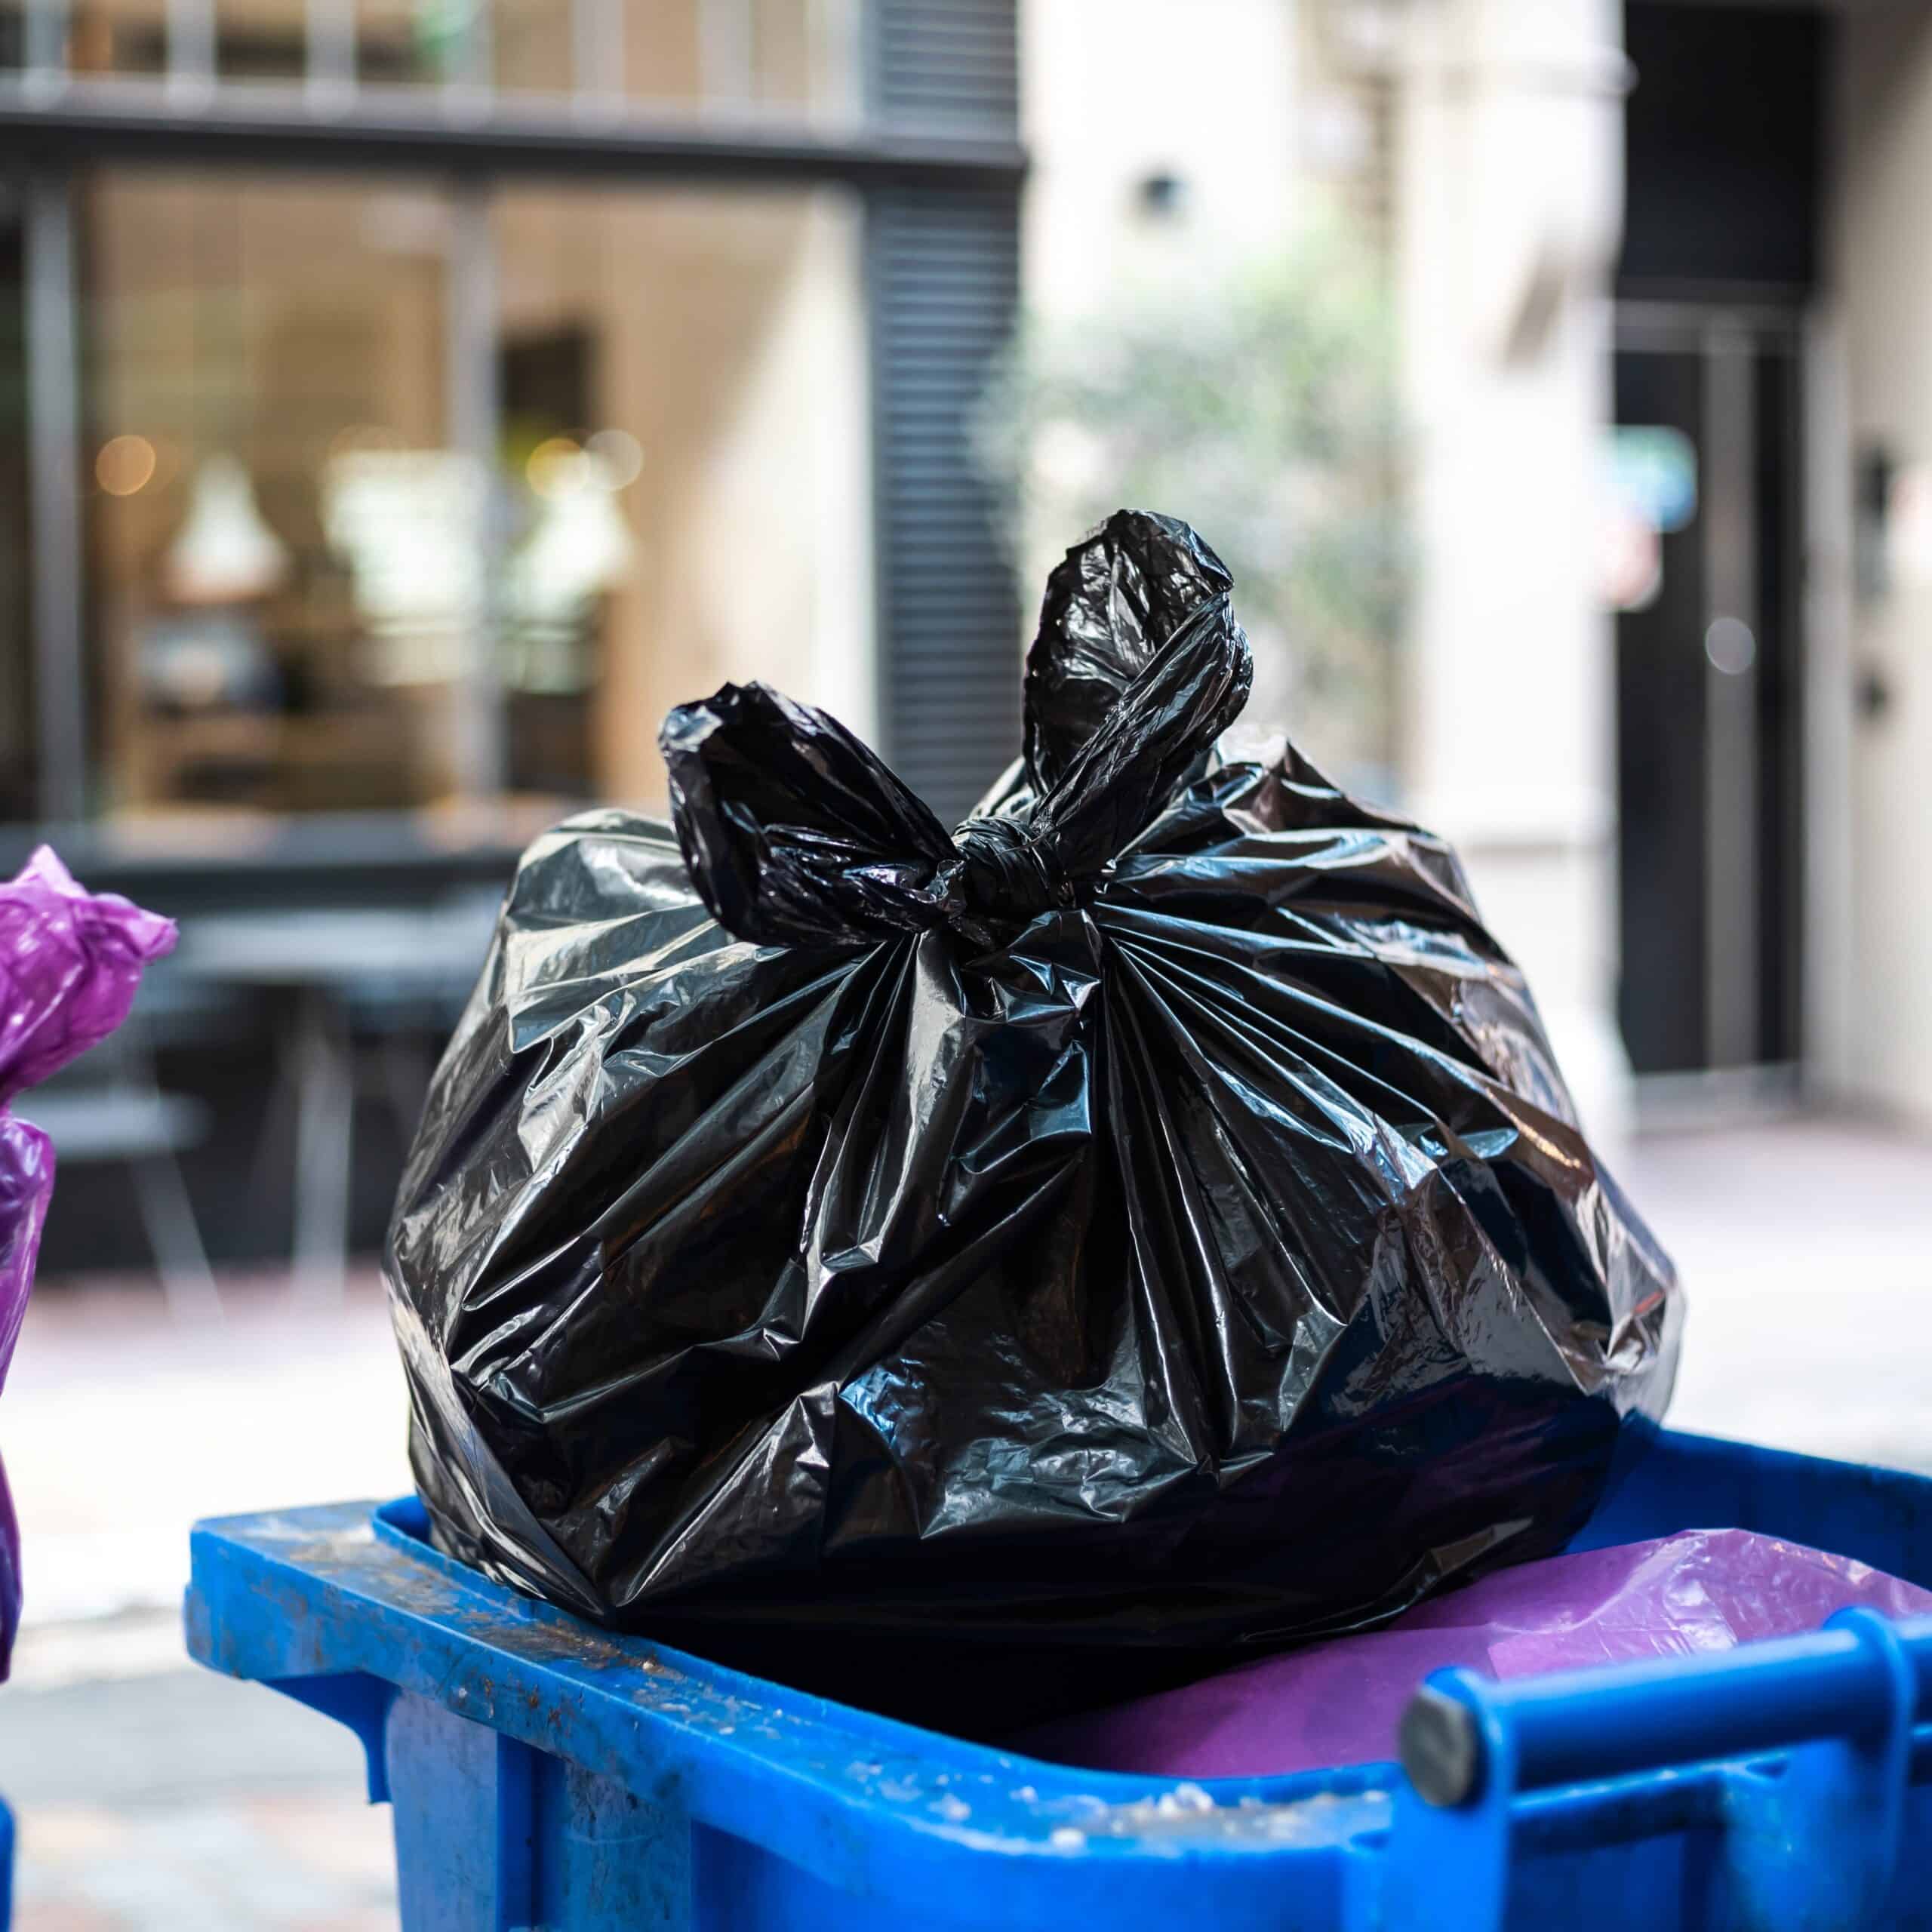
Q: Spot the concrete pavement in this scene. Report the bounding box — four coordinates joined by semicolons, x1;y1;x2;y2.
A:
1622;1115;1932;1471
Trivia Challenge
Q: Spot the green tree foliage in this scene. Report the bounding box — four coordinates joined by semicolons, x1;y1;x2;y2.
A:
979;229;1407;777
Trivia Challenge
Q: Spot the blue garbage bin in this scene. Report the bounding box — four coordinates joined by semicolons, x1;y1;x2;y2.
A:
186;1429;1932;1931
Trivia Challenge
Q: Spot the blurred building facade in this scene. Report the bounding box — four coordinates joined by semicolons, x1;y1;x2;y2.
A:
1026;0;1932;1143
0;0;1023;850
0;0;1025;1270
4;4;1027;846
8;0;1932;1276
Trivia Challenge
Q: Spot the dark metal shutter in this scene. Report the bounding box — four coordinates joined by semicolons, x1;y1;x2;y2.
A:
867;0;1023;828
872;0;1020;131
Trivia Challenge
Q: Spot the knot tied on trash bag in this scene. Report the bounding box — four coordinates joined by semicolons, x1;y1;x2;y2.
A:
660;511;1253;952
952;815;1075;927
946;815;1074;927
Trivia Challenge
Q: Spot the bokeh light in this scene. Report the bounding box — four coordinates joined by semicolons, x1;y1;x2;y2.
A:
526;436;586;499
1705;616;1756;676
585;428;644;489
95;434;158;497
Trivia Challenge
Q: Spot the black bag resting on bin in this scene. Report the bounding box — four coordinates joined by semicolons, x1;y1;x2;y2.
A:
387;510;1681;1735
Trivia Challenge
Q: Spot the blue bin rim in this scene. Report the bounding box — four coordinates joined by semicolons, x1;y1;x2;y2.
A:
184;1428;1932;1918
363;1488;1395;1807
188;1494;1412;1888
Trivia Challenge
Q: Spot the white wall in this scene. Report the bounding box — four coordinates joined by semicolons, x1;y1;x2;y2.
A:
1020;0;1301;326
1393;0;1633;1146
1831;5;1932;1126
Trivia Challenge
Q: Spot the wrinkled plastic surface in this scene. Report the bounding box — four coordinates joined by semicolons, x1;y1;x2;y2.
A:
388;510;1681;1734
0;848;176;1677
1018;1528;1932;1778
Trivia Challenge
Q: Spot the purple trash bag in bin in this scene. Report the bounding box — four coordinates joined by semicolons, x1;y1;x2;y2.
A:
0;848;176;1678
1018;1529;1932;1779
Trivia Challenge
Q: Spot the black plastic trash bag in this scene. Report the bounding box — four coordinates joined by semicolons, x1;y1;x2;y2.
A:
388;510;1680;1735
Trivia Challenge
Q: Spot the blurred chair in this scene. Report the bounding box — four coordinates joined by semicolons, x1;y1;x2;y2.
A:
17;1011;220;1321
179;890;500;1300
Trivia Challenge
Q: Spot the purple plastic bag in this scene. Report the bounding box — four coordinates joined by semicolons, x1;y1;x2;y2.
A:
1019;1530;1932;1779
0;848;176;1677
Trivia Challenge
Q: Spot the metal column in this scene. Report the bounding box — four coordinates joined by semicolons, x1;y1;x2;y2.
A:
448;182;505;801
1703;322;1761;1070
24;171;87;826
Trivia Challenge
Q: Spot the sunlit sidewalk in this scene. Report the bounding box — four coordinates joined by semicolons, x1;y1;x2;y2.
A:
1;1268;408;1929
7;1269;411;1648
1622;1115;1932;1473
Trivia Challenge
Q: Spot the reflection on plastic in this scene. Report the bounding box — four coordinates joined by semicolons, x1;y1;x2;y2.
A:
0;850;177;1679
388;511;1681;1734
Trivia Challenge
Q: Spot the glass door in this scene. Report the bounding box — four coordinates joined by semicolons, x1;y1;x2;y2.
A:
1611;309;1805;1078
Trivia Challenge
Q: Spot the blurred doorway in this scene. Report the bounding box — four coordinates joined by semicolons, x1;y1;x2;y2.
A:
1612;308;1804;1081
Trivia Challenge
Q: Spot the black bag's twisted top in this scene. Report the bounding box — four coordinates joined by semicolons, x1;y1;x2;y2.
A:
660;510;1251;951
387;509;1679;1735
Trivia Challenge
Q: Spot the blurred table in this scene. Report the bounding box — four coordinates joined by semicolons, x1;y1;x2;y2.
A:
175;896;500;1298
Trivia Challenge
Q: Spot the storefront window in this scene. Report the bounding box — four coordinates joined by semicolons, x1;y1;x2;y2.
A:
65;0;168;75
493;180;871;805
214;0;309;78
746;0;825;110
32;0;861;109
495;0;572;92
356;0;462;85
85;174;463;818
75;171;869;827
618;0;859;116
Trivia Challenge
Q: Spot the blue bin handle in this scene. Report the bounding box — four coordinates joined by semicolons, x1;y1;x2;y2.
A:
1383;1608;1931;1931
